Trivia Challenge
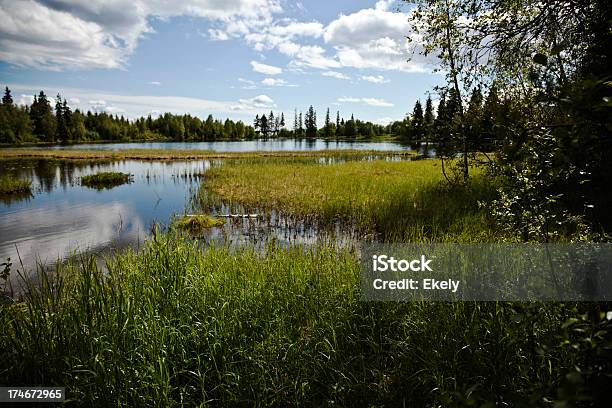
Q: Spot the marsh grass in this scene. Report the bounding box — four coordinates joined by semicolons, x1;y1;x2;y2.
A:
81;172;132;190
204;158;498;242
174;214;224;235
0;174;31;195
0;232;584;406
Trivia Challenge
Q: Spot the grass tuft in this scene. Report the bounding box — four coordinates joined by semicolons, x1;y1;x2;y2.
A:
0;175;31;194
81;172;131;190
174;214;224;234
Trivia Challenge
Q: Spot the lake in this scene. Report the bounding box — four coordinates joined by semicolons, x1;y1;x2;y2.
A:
43;139;412;152
0;155;366;286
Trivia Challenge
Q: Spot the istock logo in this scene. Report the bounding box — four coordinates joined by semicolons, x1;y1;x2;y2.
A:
372;254;432;272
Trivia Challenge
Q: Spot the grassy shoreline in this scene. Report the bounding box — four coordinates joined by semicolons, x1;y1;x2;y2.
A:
204;158;497;242
0;148;415;161
0;232;586;406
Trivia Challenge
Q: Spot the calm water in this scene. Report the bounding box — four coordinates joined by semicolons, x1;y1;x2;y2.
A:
0;156;369;283
0;159;209;274
44;139;411;152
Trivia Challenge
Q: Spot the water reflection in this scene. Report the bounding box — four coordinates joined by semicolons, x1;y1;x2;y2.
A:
40;139;413;152
0;159;210;274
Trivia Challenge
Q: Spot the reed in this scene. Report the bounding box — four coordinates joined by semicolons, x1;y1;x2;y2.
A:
0;232;586;406
203;158;498;242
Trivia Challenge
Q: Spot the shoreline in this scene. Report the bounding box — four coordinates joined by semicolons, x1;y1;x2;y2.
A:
0;148;416;161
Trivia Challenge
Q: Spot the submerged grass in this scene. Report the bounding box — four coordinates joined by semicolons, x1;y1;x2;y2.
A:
204;158;498;241
0;174;31;194
174;214;224;235
0;232;592;406
81;172;131;190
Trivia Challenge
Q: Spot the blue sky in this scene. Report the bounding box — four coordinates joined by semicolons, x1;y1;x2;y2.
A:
0;0;442;125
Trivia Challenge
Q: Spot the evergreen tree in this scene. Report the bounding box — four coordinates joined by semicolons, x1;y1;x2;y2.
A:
465;86;484;151
345;114;356;138
305;105;317;138
254;114;260;136
423;95;435;145
259;114;269;137
298;112;303;137
411;100;424;144
2;87;13;105
268;111;275;136
280;112;285;129
481;84;499;151
324;108;332;137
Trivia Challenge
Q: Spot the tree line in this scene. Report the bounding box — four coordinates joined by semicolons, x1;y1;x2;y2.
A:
1;88;394;144
0;88;260;144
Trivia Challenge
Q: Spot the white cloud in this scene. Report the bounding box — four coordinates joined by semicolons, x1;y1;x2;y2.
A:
361;75;389;83
232;94;276;110
321;71;350;80
323;6;429;72
8;83;276;120
251;60;283;75
337;97;394;107
17;94;34;106
0;0;283;70
148;81;161;86
262;78;288;86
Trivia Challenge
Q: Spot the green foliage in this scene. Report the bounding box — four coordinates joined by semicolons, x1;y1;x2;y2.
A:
174;214;224;235
1;233;608;406
80;172;132;190
0;175;31;194
204;158;497;242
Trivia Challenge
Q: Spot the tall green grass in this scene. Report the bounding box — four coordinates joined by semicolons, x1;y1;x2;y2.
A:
0;174;31;194
0;232;592;406
203;158;498;242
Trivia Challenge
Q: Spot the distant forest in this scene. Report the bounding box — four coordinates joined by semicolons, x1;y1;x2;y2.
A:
1;86;446;145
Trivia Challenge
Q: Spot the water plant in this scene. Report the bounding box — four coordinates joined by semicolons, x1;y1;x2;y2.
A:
0;174;31;195
81;171;132;190
174;214;224;235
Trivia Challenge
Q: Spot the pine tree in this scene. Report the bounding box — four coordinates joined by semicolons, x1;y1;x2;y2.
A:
465;86;484;151
411;100;424;144
268;111;275;136
324;108;332;138
481;84;499;151
280;112;285;129
298;112;303;137
293;109;299;136
259;114;269;138
305;105;317;138
423;95;435;146
2;86;13;105
254;114;260;136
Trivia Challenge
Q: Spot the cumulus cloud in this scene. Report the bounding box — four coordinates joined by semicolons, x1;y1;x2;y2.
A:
232;94;276;110
0;0;283;70
8;83;275;119
337;97;394;107
361;75;389;83
321;71;350;80
324;6;429;72
251;61;283;75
